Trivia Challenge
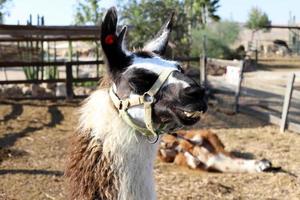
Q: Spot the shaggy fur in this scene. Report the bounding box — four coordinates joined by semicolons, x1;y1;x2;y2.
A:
65;130;119;200
66;88;158;200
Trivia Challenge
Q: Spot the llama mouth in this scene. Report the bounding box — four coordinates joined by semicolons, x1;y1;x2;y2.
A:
183;111;203;119
173;109;204;126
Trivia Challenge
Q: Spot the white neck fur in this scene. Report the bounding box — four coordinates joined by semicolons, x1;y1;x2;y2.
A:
78;88;159;200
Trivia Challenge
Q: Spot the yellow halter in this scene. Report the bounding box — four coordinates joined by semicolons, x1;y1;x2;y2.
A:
109;68;176;140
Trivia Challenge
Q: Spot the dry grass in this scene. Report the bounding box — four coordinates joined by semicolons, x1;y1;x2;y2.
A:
0;101;299;200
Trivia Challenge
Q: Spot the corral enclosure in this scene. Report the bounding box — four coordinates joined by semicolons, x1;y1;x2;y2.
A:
0;14;300;200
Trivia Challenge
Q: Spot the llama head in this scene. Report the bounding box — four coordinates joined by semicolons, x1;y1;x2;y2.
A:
101;7;207;132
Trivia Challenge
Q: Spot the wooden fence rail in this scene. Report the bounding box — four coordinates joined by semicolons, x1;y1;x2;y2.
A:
0;60;104;99
0;24;107;100
206;57;300;134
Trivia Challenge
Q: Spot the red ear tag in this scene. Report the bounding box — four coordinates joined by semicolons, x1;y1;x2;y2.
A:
105;34;116;45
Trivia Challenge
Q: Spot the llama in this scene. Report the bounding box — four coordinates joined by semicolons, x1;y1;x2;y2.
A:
66;7;207;200
159;129;275;173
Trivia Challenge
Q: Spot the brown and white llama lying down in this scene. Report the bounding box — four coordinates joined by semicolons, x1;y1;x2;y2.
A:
66;7;207;200
159;129;273;173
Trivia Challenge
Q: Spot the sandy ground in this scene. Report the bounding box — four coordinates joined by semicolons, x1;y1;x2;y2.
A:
0;100;299;200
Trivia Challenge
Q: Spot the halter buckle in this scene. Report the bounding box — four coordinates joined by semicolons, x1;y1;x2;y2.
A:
142;92;155;104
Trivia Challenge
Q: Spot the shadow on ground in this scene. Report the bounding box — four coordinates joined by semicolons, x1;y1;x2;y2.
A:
0;105;64;163
0;169;63;177
0;104;23;122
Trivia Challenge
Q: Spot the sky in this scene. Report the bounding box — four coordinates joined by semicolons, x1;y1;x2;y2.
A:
3;0;300;25
218;0;299;24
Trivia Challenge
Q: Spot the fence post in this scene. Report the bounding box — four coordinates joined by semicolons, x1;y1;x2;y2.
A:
280;73;295;133
234;60;245;113
200;35;207;88
66;62;74;100
199;56;207;87
95;41;100;78
41;38;44;80
68;41;73;61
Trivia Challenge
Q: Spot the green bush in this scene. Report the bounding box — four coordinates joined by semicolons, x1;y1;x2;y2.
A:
191;20;240;59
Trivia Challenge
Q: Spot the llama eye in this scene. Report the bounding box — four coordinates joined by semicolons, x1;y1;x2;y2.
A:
127;68;158;94
128;76;156;94
175;64;184;73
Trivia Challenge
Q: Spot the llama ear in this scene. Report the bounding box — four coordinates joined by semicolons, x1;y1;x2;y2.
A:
143;12;175;55
101;7;131;78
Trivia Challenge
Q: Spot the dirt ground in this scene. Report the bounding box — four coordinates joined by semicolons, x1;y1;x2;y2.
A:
0;100;299;200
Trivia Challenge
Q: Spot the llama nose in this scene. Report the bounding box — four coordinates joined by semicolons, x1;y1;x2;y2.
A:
184;86;205;98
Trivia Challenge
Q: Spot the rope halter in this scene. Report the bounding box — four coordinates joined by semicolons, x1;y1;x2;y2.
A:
109;68;177;141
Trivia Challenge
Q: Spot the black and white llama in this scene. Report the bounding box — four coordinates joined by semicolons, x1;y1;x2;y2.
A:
66;7;207;200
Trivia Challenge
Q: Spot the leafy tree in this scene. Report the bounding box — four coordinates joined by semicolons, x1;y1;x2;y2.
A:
191;20;240;59
183;0;220;56
246;7;270;44
121;0;188;56
184;0;220;27
0;0;11;24
73;0;221;56
73;0;105;77
74;0;103;25
120;0;220;56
